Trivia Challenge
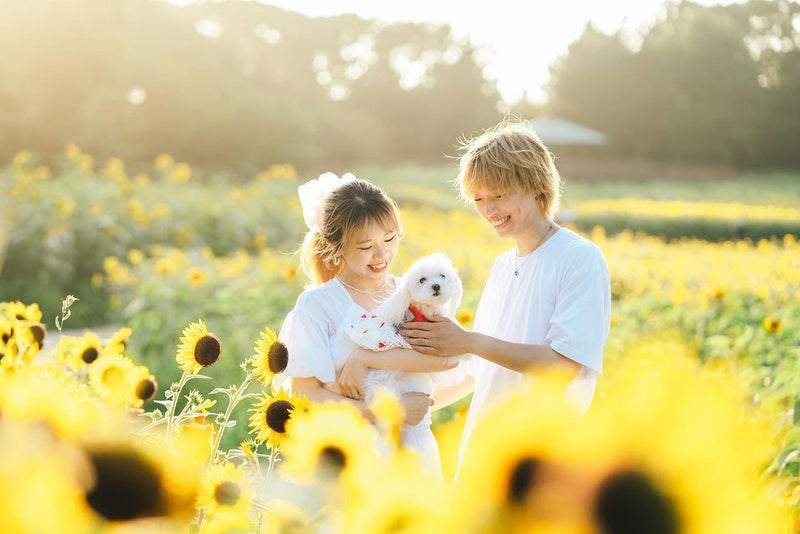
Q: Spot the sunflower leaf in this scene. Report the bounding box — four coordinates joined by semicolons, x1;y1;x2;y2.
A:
185;374;213;382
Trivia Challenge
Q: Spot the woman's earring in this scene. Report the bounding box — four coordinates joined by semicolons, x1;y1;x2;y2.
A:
333;257;341;266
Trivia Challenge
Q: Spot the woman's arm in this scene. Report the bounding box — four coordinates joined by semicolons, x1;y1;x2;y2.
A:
335;346;458;400
432;375;475;411
292;376;434;425
292;376;375;422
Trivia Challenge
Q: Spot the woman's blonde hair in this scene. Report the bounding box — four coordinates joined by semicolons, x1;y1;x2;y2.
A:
456;120;561;219
299;179;403;285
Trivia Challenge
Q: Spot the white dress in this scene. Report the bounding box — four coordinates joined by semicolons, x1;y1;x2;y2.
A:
456;228;612;477
274;276;443;478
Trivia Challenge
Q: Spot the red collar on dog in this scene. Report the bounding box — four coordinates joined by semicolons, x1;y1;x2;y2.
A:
408;304;432;322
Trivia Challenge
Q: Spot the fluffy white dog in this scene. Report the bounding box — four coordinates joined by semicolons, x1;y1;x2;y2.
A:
347;252;463;401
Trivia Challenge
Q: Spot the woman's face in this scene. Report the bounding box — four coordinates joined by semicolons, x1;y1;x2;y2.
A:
338;222;399;284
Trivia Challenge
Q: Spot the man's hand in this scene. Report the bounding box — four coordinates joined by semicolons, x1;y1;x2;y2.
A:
335;347;369;400
399;315;473;357
401;392;434;425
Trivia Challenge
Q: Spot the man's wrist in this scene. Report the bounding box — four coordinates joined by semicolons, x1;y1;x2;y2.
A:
471;331;489;358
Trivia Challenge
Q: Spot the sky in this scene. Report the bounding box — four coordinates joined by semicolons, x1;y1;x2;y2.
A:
171;0;740;103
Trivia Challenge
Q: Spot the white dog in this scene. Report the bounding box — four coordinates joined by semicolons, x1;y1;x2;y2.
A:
347;252;463;401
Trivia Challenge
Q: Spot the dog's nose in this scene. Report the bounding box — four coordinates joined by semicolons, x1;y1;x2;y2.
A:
432;283;440;294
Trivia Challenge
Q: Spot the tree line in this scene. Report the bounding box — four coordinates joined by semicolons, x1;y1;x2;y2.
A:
547;0;800;167
1;0;798;173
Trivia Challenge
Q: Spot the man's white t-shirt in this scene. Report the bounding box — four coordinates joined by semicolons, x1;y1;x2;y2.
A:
456;227;611;474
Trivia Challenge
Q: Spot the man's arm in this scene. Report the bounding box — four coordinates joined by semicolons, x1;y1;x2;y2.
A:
400;317;581;375
471;333;581;375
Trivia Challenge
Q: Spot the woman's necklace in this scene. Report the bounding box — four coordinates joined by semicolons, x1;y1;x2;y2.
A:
514;222;554;277
337;276;389;295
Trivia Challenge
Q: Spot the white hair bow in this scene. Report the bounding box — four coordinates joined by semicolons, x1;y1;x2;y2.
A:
297;172;357;231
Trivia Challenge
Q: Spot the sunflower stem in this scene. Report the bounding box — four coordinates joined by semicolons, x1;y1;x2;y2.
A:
53;294;77;366
209;376;253;466
166;370;191;440
266;445;279;480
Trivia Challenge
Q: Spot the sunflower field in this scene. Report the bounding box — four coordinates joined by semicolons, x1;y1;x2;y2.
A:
1;148;799;533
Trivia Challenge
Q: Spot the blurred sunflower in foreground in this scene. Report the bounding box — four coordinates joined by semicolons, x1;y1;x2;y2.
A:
454;339;790;534
196;461;253;519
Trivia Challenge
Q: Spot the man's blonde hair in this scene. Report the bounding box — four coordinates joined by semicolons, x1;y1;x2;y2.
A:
456;121;561;219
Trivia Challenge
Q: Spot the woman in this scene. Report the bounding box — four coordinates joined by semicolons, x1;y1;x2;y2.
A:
275;173;457;477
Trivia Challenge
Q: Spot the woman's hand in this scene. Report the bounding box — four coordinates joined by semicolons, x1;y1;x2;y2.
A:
335;347;370;400
399;315;474;357
401;392;434;425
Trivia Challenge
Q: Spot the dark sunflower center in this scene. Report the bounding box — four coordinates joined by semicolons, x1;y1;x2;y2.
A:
593;469;679;534
15;314;25;320
82;347;99;364
267;342;289;374
265;400;294;433
30;323;46;348
194;334;221;367
85;449;164;521
508;457;542;505
135;378;157;402
213;481;241;507
385;513;411;533
318;446;347;478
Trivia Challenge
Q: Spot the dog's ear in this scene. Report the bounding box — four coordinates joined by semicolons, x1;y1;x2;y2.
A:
446;272;463;319
374;274;413;325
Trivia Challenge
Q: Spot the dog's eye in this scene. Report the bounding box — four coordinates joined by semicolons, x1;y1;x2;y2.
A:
439;274;446;279
419;277;427;284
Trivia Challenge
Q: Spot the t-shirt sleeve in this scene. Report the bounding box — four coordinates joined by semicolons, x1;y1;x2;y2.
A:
545;252;611;374
273;294;337;388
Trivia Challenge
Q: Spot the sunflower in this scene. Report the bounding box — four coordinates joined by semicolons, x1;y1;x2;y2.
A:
0;301;42;323
249;327;289;385
762;316;782;334
0;366;101;441
196;462;253;519
579;344;788;534
368;387;404;447
279;402;379;487
0;421;97;534
200;513;253;534
12;322;45;363
70;332;103;369
259;499;315;534
341;452;454;534
129;365;159;407
88;353;136;406
83;442;170;522
104;326;132;356
176;320;222;374
456;308;474;326
248;387;309;448
453;371;589;533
